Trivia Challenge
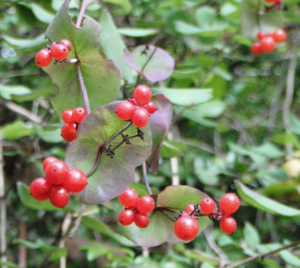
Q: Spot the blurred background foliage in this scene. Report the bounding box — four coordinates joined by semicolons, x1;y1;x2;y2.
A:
1;0;300;267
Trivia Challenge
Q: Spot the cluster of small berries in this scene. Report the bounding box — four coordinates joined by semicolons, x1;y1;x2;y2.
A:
118;188;155;228
265;0;281;3
116;85;157;128
35;39;72;67
174;193;240;241
61;107;87;142
30;157;87;208
251;29;287;55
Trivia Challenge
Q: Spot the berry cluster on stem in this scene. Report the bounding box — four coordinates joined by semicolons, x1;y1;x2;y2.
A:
30;157;87;208
61;107;87;142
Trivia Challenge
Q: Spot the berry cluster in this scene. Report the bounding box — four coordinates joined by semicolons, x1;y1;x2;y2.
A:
61;107;87;142
118;188;155;228
30;157;87;208
35;39;72;67
116;85;157;128
265;0;281;3
251;29;287;55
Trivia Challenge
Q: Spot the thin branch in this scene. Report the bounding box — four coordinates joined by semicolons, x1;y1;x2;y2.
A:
68;205;86;238
76;63;90;114
159;210;176;223
76;0;89;28
59;213;72;268
226;239;300;268
103;122;132;148
86;148;102;177
142;162;152;195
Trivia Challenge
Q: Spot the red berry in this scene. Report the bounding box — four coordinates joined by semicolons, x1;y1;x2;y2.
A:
52;43;69;61
219;193;240;215
134;213;150;228
49;186;70;208
119;188;138;208
174;216;199;241
271;29;287;43
43;157;57;173
72;107;86;123
59;39;72;51
63;169;87;193
146;101;157;114
61;123;77;143
257;31;266;41
45;160;69;185
116;102;135;121
136;196;155;214
62;110;73;124
265;0;275;2
260;36;275;53
30;178;52;201
35;49;52;67
133;85;152;105
274;0;281;3
200;197;216;214
132;108;149;128
220;217;237;234
129;98;138;106
185;204;195;215
251;42;263;55
119;209;135;226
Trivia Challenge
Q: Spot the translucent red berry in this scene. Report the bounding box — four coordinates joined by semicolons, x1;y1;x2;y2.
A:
132;108;149;128
271;29;287;43
129;98;138;106
59;39;72;51
136;196;155;214
146;101;157;114
30;178;52;201
45;160;69;185
119;188;138;208
251;43;263;55
185;204;195;215
200;197;216;214
219;193;240;215
133;85;152;105
49;186;70;208
174;216;199;241
51;43;69;61
72;107;86;123
257;31;266;41
43;157;57;173
63;169;87;193
116;102;135;121
260;36;275;53
61;123;77;143
119;209;135;226
35;49;52;67
134;213;150;228
220;217;237;234
62;110;73;124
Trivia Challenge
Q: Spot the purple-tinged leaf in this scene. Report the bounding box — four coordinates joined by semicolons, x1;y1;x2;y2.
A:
44;0;121;114
65;102;152;205
147;94;173;174
119;185;212;247
124;45;175;83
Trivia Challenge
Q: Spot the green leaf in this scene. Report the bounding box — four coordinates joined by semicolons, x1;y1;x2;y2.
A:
183;100;226;118
30;3;55;24
0;261;21;268
34;125;64;143
272;132;300;149
65;101;152;205
235;180;300;216
291;114;300;135
0;121;34;140
279;250;300;266
161;141;183;158
2;34;46;49
44;0;121;115
249;142;285;159
243;222;260;248
118;28;158;37
0;85;31;100
103;0;131;14
195;168;219;186
195;7;216;30
13;239;45;249
120;185;211;247
229;143;265;165
174;21;202;35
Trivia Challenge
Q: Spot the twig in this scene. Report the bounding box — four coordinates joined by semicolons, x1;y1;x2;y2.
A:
18;221;27;268
76;63;90;115
103;122;132;148
68;205;86;238
59;213;72;268
168;130;180;185
159;210;176;222
75;0;89;28
226;239;300;268
142;162;152;195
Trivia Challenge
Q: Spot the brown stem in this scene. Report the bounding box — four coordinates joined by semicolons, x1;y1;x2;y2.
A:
159;210;176;223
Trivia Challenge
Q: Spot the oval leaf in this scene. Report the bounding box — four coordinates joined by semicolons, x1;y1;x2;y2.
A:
65;101;152;205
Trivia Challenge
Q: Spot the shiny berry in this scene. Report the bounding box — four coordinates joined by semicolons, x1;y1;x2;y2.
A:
174;216;199;241
146;101;157;114
116;102;135;120
52;43;69;61
129;98;138;106
61;123;77;143
220;217;237;234
132;108;149;128
133;85;152;105
119;209;135;226
257;31;266;41
134;213;150;228
271;29;287;43
45;160;69;185
119;188;138;208
200;197;216;214
35;49;52;67
136;196;155;214
49;186;70;208
219;193;240;215
59;39;72;51
62;110;73;124
251;43;263;55
72;107;86;123
260;36;275;53
185;204;195;215
30;178;52;201
63;169;87;193
43;157;58;173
